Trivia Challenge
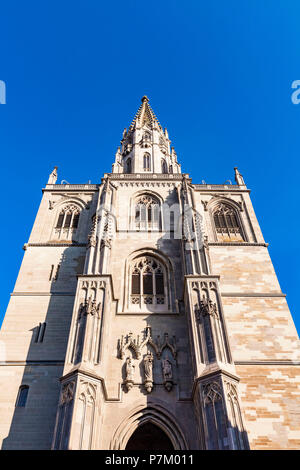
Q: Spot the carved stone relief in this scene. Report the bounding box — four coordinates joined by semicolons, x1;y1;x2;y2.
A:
118;326;177;393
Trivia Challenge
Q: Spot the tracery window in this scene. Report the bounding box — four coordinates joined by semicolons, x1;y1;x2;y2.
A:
143;153;151;171
134;194;160;230
213;203;244;241
55;204;81;239
131;256;165;306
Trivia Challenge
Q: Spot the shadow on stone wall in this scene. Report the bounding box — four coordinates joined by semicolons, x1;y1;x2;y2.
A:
2;245;85;450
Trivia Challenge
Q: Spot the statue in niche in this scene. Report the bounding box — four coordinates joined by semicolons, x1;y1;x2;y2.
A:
162;358;173;392
143;352;154;393
162;358;172;380
124;357;135;391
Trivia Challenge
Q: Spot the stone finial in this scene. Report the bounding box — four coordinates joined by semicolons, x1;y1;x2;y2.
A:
234;167;246;186
141;95;149;103
47;166;58;185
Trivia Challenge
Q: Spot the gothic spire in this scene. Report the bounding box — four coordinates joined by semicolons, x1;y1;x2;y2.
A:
112;96;181;174
128;96;162;131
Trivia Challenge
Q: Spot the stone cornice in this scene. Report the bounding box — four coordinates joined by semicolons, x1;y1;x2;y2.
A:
221;292;286;298
11;292;75;296
235;360;300;366
104;173;186;182
116;181;180;188
24;243;87;249
194;185;250;193
209;242;268;247
44;184;98;192
2;359;298;368
43;177;250;192
0;360;65;366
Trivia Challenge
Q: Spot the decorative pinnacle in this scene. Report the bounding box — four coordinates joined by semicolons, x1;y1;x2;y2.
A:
141;95;149;103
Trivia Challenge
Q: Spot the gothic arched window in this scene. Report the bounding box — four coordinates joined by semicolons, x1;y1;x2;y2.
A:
56;205;80;229
16;385;29;407
143;153;151;171
134;194;160;230
161;159;168;174
125;158;132;174
213;203;244;241
131;256;165;306
55;204;81;239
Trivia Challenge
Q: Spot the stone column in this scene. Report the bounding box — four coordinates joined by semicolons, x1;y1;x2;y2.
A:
52;373;103;450
185;275;249;449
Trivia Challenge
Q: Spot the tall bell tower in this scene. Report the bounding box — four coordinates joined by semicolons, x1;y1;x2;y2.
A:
0;97;299;450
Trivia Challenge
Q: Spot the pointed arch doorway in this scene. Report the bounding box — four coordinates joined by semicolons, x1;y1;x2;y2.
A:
125;422;174;450
110;405;188;450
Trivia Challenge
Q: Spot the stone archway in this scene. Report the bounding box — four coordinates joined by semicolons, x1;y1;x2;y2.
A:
125;422;174;450
110;404;188;450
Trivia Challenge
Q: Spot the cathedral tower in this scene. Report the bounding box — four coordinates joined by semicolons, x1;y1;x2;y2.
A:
0;97;299;450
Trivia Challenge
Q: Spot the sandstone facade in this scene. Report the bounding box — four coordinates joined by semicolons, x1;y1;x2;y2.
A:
0;97;299;450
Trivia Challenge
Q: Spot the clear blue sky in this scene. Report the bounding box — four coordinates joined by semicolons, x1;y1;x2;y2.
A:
0;1;299;334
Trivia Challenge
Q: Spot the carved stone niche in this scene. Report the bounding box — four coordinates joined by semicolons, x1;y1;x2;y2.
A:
118;326;177;394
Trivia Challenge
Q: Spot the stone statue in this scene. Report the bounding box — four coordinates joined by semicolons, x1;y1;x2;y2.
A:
143;352;154;393
124;357;135;391
125;357;135;382
162;359;172;380
162;358;173;392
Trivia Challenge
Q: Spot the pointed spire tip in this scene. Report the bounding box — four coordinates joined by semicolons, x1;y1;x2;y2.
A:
141;95;149;103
